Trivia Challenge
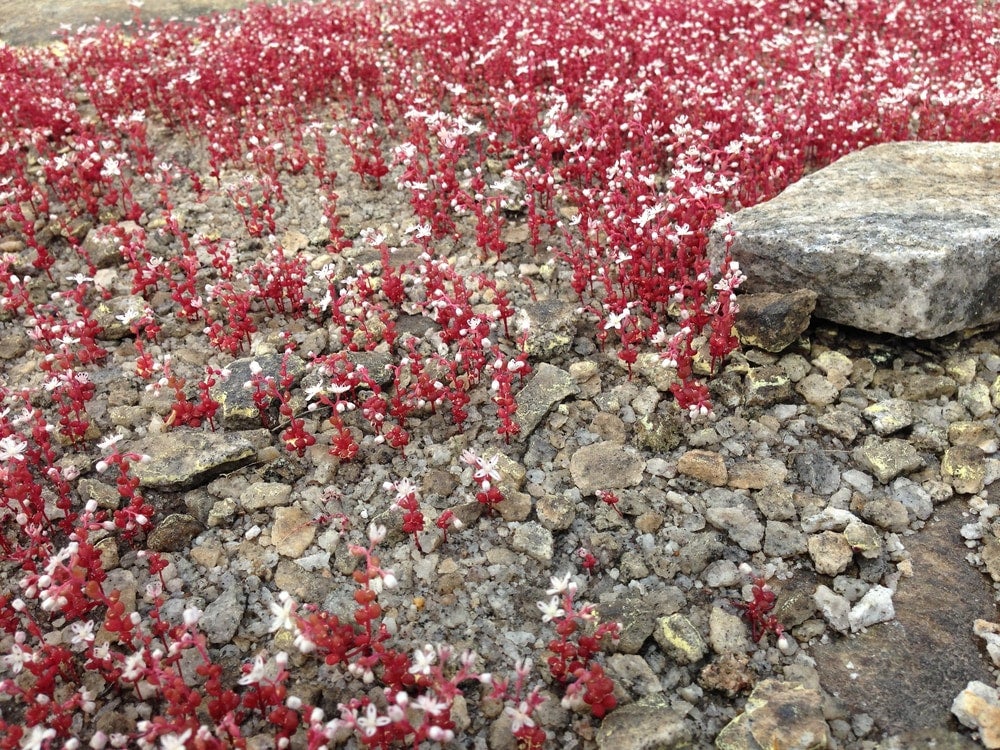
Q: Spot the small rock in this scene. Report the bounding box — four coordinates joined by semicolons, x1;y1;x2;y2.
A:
595;696;691;750
728;458;787;490
212;353;307;430
654;614;707;664
942;445;987;494
899;373;957;401
604;654;663;699
510;522;553;562
202;583;246;644
705;506;765;552
851;493;909;533
808;531;853;576
715;679;830;750
813;350;854;388
147;513;202;552
763;520;808;558
241;482;294;510
677;449;728;486
855;436;923;484
843;519;884;558
862;399;915;436
514;362;578;437
131;429;259;491
744;366;795;408
699;653;755;697
981;539;1000;582
952;681;1000;748
709;607;752;655
735;289;817;353
814;585;851;633
817;408;864;442
535;494;576;531
801;507;857;533
796;373;840;407
960;382;994;419
849;585;895;632
569;441;645;495
516;300;579;359
271;506;316;558
945;356;978;385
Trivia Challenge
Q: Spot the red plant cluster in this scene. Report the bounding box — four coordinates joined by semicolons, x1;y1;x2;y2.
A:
0;0;998;746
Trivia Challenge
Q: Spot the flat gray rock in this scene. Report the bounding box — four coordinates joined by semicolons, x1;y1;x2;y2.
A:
710;142;1000;338
131;429;259;490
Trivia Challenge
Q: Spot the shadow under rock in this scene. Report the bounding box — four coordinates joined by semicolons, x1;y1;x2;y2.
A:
812;494;998;735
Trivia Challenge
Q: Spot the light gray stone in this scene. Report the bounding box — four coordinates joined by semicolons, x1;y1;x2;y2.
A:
202;581;245;644
710;142;1000;338
849;585;895;632
510;522;553;562
569;441;645;495
513;362;578;437
814;584;851;633
596;696;691;750
705;505;765;552
131;429;259;490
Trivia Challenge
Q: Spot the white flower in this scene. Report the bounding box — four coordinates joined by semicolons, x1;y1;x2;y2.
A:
158;730;191;750
409;644;437;675
537;596;565;623
603;307;630;331
20;725;56;750
2;644;31;674
0;435;27;462
355;703;390;737
546;572;575;596
97;433;125;453
269;592;296;632
413;693;448;716
504;701;535;733
70;619;96;649
239;654;268;685
120;649;146;681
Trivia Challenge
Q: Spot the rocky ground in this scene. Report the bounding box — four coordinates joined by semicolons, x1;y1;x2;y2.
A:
3;4;1000;750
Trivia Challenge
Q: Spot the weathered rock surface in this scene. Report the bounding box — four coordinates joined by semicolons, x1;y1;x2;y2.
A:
735;289;817;352
710;142;1000;338
131;429;260;490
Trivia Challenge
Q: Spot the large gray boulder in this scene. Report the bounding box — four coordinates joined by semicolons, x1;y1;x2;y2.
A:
709;142;1000;338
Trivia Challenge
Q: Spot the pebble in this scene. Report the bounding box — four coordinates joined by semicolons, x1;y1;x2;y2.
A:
535;493;576;530
202;582;246;644
951;681;1000;748
654;614;707;664
848;585;894;632
705;505;765;552
241;481;294;510
147;514;203;552
942;445;987;494
814;584;851;633
708;606;751;654
676;449;728;486
796;373;840;406
509;522;553;562
855;436;923;484
513;362;578;437
727;458;787;489
763;520;808;557
595;696;691;750
715;679;830;750
568;441;645;495
271;506;316;557
808;531;854;576
862;399;914;435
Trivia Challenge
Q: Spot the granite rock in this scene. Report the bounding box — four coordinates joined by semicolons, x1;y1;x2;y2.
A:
710;142;1000;338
